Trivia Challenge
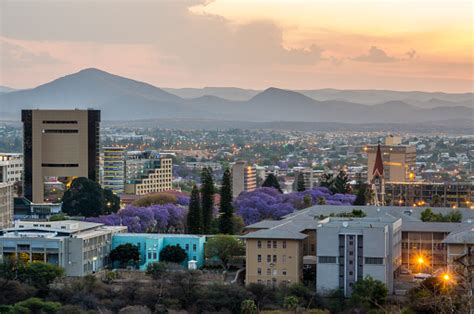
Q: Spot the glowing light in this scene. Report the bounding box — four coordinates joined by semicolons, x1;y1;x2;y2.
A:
417;257;424;265
442;273;450;281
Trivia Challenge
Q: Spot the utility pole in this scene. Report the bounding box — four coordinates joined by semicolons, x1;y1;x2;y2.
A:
453;247;473;313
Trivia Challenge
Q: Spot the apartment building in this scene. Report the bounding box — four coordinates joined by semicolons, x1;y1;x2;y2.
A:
101;146;126;195
21;109;100;203
385;181;473;208
443;226;474;271
0;183;14;229
0;153;23;195
293;167;314;191
365;136;416;183
0;220;126;276
124;151;172;195
232;161;257;198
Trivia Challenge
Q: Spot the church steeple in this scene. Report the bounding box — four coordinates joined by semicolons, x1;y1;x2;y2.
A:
371;142;385;206
372;143;384;178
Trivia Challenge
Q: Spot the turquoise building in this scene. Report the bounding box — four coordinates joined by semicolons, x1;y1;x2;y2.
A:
112;233;206;270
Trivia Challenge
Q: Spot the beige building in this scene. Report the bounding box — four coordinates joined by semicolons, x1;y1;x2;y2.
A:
0;183;14;229
21;109;100;203
101;146;126;195
0;153;23;186
232;161;257;198
365;136;416;183
124;151;172;195
243;230;306;287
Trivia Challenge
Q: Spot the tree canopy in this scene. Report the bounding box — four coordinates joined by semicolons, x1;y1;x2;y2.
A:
204;235;245;268
350;276;388;311
159;245;187;264
262;173;282;193
110;244;140;268
187;185;203;234
420;208;462;222
201;167;215;234
218;168;234;234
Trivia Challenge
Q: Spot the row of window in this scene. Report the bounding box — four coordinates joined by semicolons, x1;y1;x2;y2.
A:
257;254;287;263
257;268;287;276
42;120;78;124
318;256;384;265
42;129;79;133
257;240;287;249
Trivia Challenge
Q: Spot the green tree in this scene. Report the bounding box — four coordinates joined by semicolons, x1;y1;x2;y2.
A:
132;192;177;207
6;298;61;314
187;185;203;234
204;235;245;268
110;244;140;268
430;194;443;207
354;184;368;206
284;295;300;312
18;262;64;292
350;276;388;311
241;299;257;314
201;167;215;234
262;173;282;193
317;197;326;205
319;173;334;189
303;194;312;208
61;177;120;217
159;245;187;264
103;189;120;214
296;173;306;192
334;170;351;194
218;168;234;234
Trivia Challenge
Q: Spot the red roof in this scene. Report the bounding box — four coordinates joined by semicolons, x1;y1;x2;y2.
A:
372;144;384;178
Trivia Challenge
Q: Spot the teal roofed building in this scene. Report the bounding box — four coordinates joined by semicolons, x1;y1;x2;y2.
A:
112;233;206;270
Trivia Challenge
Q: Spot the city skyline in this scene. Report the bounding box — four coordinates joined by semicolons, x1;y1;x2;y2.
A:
1;0;473;92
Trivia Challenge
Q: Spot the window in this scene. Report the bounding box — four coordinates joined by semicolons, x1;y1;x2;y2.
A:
349;271;353;276
273;255;277;263
365;257;384;265
43;120;78;124
193;244;197;252
282;269;287;276
42;129;78;133
267;255;271;263
148;252;152;259
258;268;262;275
258;255;262;262
318;256;337;263
349;260;353;265
42;163;79;167
282;241;287;248
282;255;286;263
273;241;277;248
257;280;262;284
193;256;196;260
153;252;157;259
311;244;315;252
257;240;262;248
267;268;271;275
267;241;271;248
349;251;353;256
185;244;189;250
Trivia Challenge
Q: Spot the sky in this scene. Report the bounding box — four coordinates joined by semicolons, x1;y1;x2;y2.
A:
0;0;473;92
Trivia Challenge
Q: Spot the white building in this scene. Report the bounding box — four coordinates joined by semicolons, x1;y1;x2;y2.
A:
0;153;23;196
0;183;14;229
101;146;126;195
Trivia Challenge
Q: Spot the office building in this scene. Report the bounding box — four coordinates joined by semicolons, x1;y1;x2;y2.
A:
0;220;126;276
365;136;416;183
124;151;172;195
101;146;125;195
293;167;314;191
385;181;473;208
0;183;14;229
232;161;257;198
21;109;100;203
112;233;206;270
0;153;23;185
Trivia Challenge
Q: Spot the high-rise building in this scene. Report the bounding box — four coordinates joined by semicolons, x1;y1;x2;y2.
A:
21;109;100;203
365;136;416;183
124;151;172;195
232;161;257;198
101;146;125;195
0;183;14;229
293;167;314;191
0;153;23;196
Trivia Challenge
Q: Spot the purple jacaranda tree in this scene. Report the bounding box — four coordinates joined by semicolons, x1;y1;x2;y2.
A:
234;187;355;225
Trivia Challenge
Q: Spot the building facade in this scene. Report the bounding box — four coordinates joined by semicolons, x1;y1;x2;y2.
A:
112;233;206;270
0;153;23;193
21;109;100;203
0;220;126;276
293;168;314;191
232;161;257;198
101;146;125;195
365;136;416;183
0;183;14;229
124;151;172;195
385;181;473;208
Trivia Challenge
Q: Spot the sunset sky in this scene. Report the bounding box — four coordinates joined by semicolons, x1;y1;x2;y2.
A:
0;0;472;92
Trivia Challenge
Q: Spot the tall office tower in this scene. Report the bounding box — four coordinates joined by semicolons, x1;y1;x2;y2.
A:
124;151;172;195
0;183;14;229
293;167;314;191
365;135;416;183
0;153;23;196
21;109;100;203
232;161;257;198
101;146;125;195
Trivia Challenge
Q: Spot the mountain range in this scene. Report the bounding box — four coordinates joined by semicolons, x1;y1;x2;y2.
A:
0;68;472;124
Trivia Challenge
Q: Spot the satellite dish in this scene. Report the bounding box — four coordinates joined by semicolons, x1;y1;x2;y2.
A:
342;221;349;228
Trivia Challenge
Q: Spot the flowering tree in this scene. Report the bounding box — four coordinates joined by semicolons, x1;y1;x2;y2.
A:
234;187;355;225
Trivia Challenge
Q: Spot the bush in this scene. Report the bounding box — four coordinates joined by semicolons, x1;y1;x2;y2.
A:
132;192;177;207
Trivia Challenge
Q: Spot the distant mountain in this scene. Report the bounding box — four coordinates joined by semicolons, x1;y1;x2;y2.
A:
0;68;472;124
0;86;18;93
164;87;259;101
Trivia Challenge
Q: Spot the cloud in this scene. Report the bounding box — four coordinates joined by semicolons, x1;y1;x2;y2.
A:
353;46;397;63
0;40;62;69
